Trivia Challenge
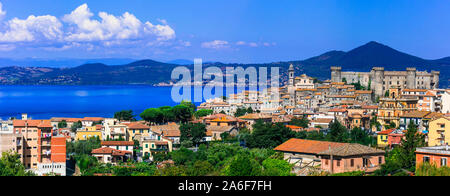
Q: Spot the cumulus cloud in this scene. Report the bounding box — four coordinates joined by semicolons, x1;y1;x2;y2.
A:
0;2;6;20
201;40;229;49
63;4;175;42
0;2;178;51
0;15;63;42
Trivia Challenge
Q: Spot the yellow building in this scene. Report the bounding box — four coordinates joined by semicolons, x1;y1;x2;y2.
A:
126;122;151;141
377;129;394;148
142;136;173;161
428;117;450;147
377;87;418;129
75;126;102;141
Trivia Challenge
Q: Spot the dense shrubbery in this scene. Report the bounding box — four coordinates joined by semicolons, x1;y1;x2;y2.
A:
416;163;450;176
373;122;425;176
140;101;195;124
0;152;35;176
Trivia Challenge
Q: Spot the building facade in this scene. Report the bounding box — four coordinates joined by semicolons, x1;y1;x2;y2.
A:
331;67;440;97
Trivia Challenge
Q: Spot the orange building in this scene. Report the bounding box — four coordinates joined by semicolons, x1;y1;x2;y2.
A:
416;146;450;168
377;88;418;129
13;114;67;175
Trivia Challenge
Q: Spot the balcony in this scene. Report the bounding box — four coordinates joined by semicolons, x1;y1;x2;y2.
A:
42;150;51;156
41;142;51;147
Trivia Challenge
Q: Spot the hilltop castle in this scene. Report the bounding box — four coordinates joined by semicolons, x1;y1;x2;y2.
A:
330;67;440;97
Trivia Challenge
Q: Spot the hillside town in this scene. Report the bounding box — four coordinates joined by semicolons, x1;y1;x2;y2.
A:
1;65;450;176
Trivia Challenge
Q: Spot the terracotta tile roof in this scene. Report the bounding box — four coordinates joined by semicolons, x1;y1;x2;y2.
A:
161;129;181;137
400;111;430;118
150;124;180;136
328;108;347;112
13;120;52;127
378;129;395;135
317;143;384;157
362;105;378;109
38;120;53;128
424;112;444;120
274;139;346;154
127;122;151;129
286;125;303;130
101;141;134;146
207;126;235;133
239;113;272;120
311;118;333;124
355;90;372;94
50;117;83;122
82;117;104;121
91;147;132;155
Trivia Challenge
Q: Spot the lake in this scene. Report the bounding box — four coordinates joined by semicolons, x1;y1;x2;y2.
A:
0;85;221;120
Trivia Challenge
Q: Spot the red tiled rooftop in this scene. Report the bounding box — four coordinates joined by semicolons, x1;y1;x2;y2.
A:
91;147;131;155
127;122;151;129
101;141;134;146
274;138;346;154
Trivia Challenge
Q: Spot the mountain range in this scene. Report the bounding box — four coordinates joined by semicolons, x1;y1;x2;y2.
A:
1;41;449;87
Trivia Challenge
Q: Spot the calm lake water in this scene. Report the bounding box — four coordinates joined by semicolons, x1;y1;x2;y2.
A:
0;85;218;120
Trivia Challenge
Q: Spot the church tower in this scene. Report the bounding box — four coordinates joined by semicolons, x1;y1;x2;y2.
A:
288;64;295;87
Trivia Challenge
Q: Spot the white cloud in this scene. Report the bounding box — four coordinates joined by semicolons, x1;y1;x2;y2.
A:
0;2;6;20
63;4;175;42
248;42;258;47
0;15;63;42
201;40;229;49
236;41;246;46
0;2;178;51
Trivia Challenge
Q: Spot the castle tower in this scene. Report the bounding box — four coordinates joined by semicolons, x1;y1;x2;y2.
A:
330;66;342;83
431;71;440;89
371;67;385;97
288;64;295;87
406;68;417;89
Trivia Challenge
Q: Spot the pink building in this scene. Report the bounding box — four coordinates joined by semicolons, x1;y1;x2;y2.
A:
318;143;385;174
388;130;405;148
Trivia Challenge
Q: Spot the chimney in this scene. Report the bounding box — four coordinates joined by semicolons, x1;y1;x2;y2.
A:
446;143;449;151
22;113;28;120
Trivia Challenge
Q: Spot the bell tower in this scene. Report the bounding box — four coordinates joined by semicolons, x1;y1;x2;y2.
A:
288;64;294;87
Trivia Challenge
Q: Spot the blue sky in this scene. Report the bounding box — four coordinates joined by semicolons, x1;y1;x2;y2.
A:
0;0;449;63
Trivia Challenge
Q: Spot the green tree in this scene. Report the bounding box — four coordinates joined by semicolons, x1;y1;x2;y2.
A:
180;100;196;114
58;120;67;128
326;120;349;142
140;108;163;124
0;152;35;176
159;106;175;123
289;117;309;128
180;123;207;146
349;127;374;145
71;120;82;132
114;110;136;121
223;154;262;176
171;147;195;165
186;160;214;176
416;162;450;176
194;109;213;118
261;158;293;176
246;121;296;149
172;105;193;123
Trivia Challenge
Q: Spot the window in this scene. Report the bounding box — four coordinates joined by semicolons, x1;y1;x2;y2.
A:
442;158;448;167
379;157;383;164
337;160;340;167
325;160;328;165
350;159;354;167
423;156;430;163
